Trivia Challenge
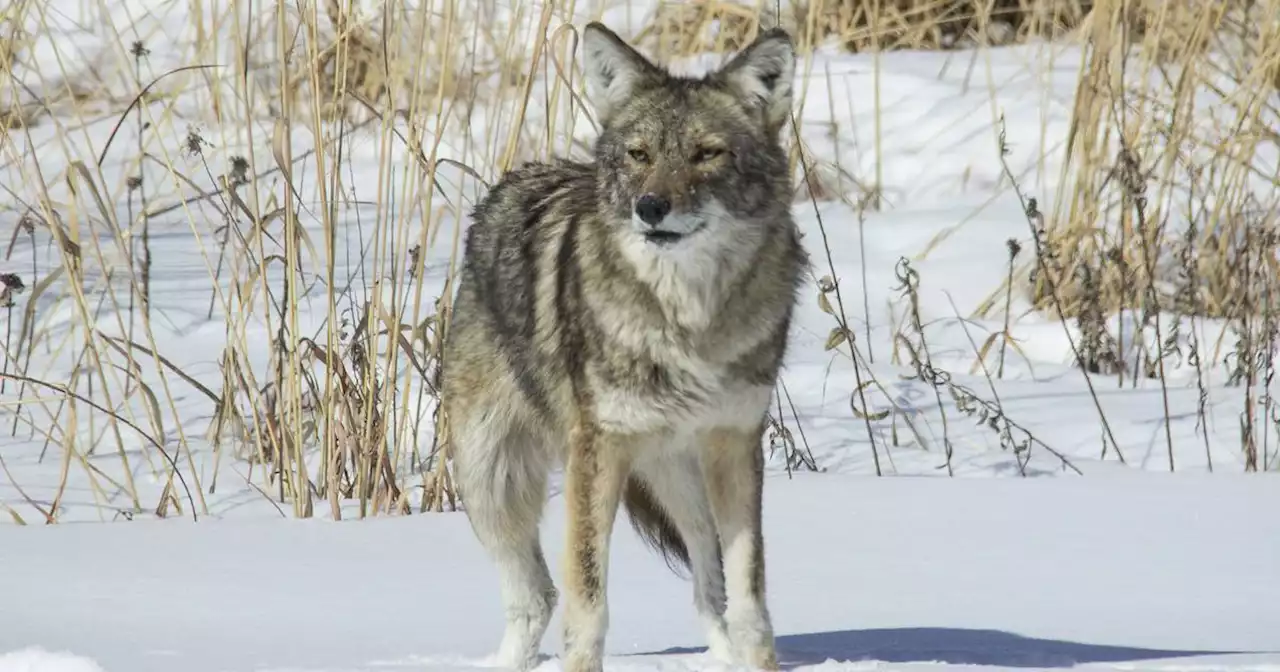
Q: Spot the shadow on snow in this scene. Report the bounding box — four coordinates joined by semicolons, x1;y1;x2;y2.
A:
645;627;1240;668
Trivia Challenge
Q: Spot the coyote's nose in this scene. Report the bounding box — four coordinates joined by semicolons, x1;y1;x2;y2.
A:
634;193;672;226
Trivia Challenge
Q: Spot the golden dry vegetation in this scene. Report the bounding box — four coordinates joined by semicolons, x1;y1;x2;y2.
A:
1;0;1278;523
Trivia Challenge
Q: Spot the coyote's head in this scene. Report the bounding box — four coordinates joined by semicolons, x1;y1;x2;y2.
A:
582;22;795;251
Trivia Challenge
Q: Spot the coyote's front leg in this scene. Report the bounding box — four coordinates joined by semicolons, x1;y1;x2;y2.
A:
703;424;778;670
562;420;630;672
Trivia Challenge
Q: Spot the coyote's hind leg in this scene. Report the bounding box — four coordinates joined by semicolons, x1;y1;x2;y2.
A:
453;408;557;671
630;451;733;663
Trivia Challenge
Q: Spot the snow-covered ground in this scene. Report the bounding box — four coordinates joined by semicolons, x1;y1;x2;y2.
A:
3;1;1280;670
4;474;1280;672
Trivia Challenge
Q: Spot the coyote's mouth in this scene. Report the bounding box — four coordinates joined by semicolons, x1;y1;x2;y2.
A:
643;221;706;246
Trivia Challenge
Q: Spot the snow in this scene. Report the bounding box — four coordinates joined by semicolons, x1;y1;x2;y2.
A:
0;650;105;672
3;1;1280;670
3;475;1280;672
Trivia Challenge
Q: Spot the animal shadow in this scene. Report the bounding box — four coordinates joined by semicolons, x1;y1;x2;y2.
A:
649;627;1237;669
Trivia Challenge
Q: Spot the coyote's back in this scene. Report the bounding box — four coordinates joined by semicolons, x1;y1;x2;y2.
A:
440;21;805;672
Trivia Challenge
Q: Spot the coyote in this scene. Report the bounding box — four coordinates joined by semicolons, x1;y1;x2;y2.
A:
441;21;806;672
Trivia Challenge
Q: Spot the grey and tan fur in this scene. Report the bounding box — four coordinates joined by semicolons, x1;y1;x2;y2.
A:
440;21;806;672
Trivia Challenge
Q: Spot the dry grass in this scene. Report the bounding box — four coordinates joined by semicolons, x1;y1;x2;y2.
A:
1;0;1278;524
1005;2;1280;323
642;0;1097;55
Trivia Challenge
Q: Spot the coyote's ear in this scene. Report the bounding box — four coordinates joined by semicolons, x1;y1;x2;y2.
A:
718;28;796;135
582;22;661;126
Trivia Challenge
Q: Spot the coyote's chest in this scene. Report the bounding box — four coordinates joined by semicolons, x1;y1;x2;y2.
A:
579;231;777;436
586;338;771;436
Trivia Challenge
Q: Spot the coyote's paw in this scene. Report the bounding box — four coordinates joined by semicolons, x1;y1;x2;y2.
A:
727;615;778;671
489;648;539;672
705;622;736;664
493;614;550;671
706;627;737;660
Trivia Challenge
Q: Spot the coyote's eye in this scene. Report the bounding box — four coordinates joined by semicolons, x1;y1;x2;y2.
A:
693;146;725;164
627;148;651;163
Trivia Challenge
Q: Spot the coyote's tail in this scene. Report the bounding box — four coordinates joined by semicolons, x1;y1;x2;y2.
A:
622;477;692;575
